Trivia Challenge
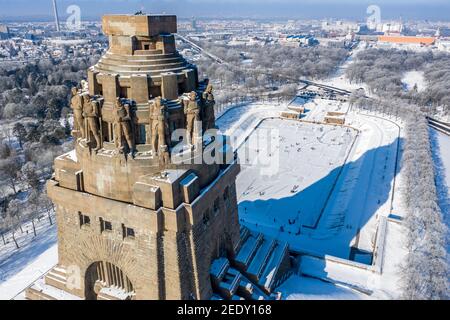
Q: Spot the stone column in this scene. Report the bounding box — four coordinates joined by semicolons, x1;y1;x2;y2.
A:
102;74;120;104
88;67;101;96
183;69;197;93
161;72;179;100
130;75;149;104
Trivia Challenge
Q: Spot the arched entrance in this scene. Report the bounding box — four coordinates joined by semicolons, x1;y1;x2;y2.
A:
85;261;134;300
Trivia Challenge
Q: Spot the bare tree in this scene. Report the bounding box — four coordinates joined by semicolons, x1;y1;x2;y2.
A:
0;157;21;194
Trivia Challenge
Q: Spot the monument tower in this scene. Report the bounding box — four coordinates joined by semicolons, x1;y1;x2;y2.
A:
25;13;291;301
25;14;242;300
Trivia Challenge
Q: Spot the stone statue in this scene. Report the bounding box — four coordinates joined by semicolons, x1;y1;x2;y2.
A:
158;145;170;167
202;84;216;131
150;97;170;155
82;97;102;151
70;87;85;139
114;98;135;156
184;91;201;146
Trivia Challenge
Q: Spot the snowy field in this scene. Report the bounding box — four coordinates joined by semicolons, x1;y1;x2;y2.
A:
217;44;409;299
0;99;405;300
0;217;57;300
218;45;406;298
402;71;426;92
217;102;287;149
236;119;357;230
215;94;405;299
279;274;368;300
0;44;411;300
230;99;401;260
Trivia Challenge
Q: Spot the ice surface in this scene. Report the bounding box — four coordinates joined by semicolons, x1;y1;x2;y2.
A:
237;119;358;234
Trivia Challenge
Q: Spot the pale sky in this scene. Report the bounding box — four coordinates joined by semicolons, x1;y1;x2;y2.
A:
0;0;448;21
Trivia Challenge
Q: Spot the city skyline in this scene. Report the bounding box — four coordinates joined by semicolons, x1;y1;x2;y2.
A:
0;0;449;21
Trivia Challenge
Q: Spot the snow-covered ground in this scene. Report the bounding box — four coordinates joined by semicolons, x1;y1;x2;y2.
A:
0;44;412;300
221;47;407;299
0;217;57;300
279;274;369;300
237;119;358;233
402;71;426;93
233;103;401;260
0;99;406;300
217;101;288;149
215;95;406;299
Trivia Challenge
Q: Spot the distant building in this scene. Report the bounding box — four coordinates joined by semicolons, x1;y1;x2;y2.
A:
357;22;404;36
436;28;450;37
0;24;8;34
321;21;359;34
24;33;36;41
378;35;436;46
280;35;318;47
378;23;403;35
228;35;266;47
191;17;197;31
0;24;10;39
325;112;346;125
356;24;382;36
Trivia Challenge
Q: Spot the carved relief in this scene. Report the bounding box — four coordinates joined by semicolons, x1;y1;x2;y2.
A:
158;145;170;167
70;87;85;139
202;84;216;131
83;97;102;151
184;91;201;146
150;97;170;156
114;98;135;156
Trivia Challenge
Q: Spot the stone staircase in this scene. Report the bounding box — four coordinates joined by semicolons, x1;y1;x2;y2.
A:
210;227;292;300
97;286;134;300
24;274;82;301
44;266;68;291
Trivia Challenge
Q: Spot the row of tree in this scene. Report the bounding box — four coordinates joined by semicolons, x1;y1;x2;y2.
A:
192;41;349;110
0;189;54;249
0;55;101;121
401;112;448;299
0;56;100;247
350;96;448;300
347;48;450;117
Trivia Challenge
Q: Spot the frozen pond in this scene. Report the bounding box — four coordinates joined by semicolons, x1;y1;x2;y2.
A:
236;119;357;232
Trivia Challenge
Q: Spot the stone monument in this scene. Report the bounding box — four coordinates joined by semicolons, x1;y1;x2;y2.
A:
25;13;291;301
25;14;241;300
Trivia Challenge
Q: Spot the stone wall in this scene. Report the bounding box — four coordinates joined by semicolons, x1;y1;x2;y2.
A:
47;162;240;299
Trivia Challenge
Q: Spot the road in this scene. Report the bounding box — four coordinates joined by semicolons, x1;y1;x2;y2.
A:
428;117;450;136
176;34;225;64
